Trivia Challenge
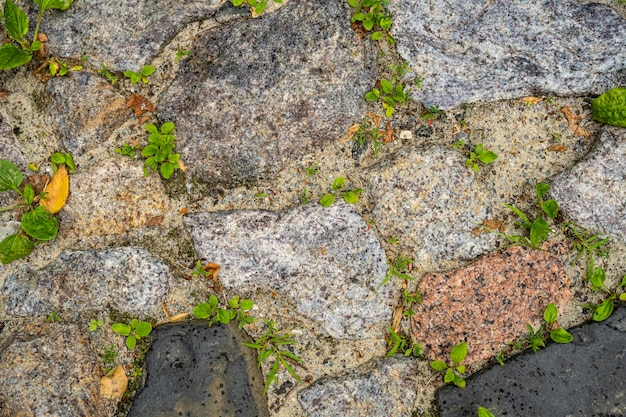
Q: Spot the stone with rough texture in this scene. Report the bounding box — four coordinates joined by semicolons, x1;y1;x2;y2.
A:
298;357;418;417
184;202;392;339
128;322;269;417
0;324;111;417
158;0;375;192
437;307;626;416
44;72;131;155
389;0;626;109
33;0;221;71
368;145;496;265
2;247;172;318
411;245;571;365
550;126;626;243
58;159;170;237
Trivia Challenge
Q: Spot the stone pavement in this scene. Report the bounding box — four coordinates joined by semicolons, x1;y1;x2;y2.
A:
0;0;625;416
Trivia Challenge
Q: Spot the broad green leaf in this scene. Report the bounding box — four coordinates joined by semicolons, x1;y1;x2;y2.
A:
450;341;467;364
21;206;58;241
0;233;34;264
141;144;158;157
348;0;359;7
593;298;614;322
365;89;379;101
0;44;33;70
380;17;392;30
371;31;382;40
454;374;466;389
50;153;66;164
126;334;137;350
160;122;175;134
444;368;455;383
529;217;549;247
64;153;75;173
456;365;466;374
34;0;74;11
380;79;393;94
590;266;606;291
141;65;155;76
592;87;626;127
477;150;498;164
429;360;447;371
352;11;365;21
0;159;23;192
535;182;551;199
193;303;211;319
478;407;495;417
332;177;345;190
233;0;244;5
540;200;558;218
240;299;254;311
620;275;626;288
319;193;334;207
111;323;131;336
30;41;42;52
550;328;573;344
620;293;626;301
363;17;374;31
4;0;28;41
343;189;362;204
229;295;240;309
134;321;152;337
217;308;231;324
145;124;158;134
209;294;219;308
543;303;558;324
160;162;175;179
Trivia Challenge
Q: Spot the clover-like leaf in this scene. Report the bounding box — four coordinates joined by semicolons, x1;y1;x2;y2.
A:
126;334;137;350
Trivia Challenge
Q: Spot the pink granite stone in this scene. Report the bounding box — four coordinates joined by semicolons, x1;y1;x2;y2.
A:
411;245;572;366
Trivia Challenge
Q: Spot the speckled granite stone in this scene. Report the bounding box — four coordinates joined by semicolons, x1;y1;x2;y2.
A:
2;247;172;318
0;324;111;417
367;145;497;266
298;357;418;417
550;126;626;243
158;0;376;192
411;245;572;366
389;0;626;109
184;202;392;339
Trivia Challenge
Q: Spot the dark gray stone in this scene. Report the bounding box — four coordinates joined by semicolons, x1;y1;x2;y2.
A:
127;321;269;417
183;202;393;339
157;0;375;192
2;247;172;318
35;0;221;71
389;0;626;109
550;126;626;243
437;307;626;417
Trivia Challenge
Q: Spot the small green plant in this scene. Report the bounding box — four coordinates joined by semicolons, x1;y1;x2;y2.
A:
50;152;75;174
89;318;104;331
45;58;82;77
111;319;153;350
304;164;319;177
348;0;393;42
243;320;303;393
511;303;572;353
366;63;421;118
102;343;118;367
100;63;118;85
352;117;384;156
174;46;191;63
319;177;363;207
193;294;255;330
377;256;413;289
114;143;141;159
402;288;422;318
478;407;495;417
454;141;498;172
562;222;610;281
584;272;626;322
231;0;282;15
591;87;626;127
124;65;155;84
543;303;573;343
0;159;60;264
430;341;468;389
46;312;62;323
299;188;309;205
191;259;210;278
386;327;423;357
0;0;75;70
422;105;444;125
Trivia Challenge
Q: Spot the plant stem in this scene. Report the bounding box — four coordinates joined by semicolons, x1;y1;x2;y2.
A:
0;204;19;213
32;6;46;46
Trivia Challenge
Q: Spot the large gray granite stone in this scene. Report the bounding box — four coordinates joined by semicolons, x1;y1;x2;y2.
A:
389;0;626;109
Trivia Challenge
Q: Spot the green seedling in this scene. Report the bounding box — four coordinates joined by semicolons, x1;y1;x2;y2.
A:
243;320;303;393
319;177;363;207
0;159;60;264
562;222;610;281
584;272;626;322
592;87;626;127
352;117;384;156
366;63;420;118
0;0;75;70
386;327;423;357
114;143;141;159
464;143;498;172
45;58;82;77
402;288;422;318
102;343;118;367
378;256;413;289
231;0;282;15
124;65;155;84
304;164;319;177
191;260;210;278
174;46;191;63
478;407;495;417
50;152;75;174
430;341;468;389
543;303;573;344
111;319;152;350
515;324;545;353
100;63;118;85
422;105;444;124
511;303;572;353
388;236;399;244
46;312;62;323
256;192;269;199
299;188;309;205
193;294;255;330
348;0;394;42
89;318;104;331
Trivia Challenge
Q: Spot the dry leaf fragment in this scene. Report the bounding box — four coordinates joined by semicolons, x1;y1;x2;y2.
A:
342;124;360;143
40;165;68;214
179;207;189;215
548;144;568;152
522;96;542;106
561;106;590;137
100;365;127;400
383;122;394;143
144;215;163;227
126;94;155;117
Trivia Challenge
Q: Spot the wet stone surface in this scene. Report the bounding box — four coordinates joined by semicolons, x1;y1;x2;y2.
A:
437;307;626;417
127;321;269;417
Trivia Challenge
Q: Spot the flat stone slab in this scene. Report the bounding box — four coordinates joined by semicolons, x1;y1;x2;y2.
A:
412;245;571;365
437;307;626;416
158;0;375;192
389;0;626;109
128;321;268;417
184;202;393;339
550;126;626;244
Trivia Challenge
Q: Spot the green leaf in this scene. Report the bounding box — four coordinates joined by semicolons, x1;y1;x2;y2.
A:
430;360;447;371
51;152;66;164
209;294;219;308
620;275;626;288
543;303;558;324
233;0;244;5
141;65;155;76
343;189;363;204
380;17;392;30
456;365;466;374
363;17;374;31
502;203;531;227
160;122;175;134
332;177;345;190
30;41;42;52
590;266;606;291
593;298;614;322
4;0;29;41
0;43;31;70
229;295;240;309
380;79;393;94
620;293;626;301
240;299;254;311
453;374;466;389
550;328;573;344
450;341;467;364
111;323;131;336
535;182;550;199
348;0;359;7
444;368;455;383
145;124;158;134
0;233;34;264
592;87;626;127
34;0;74;11
21;206;58;241
64;153;75;173
193;303;211;319
371;31;383;40
134;321;152;337
126;335;137;350
540;199;559;218
160;162;175;179
478;407;496;417
529;217;549;247
476;150;498;164
365;89;380;101
141;144;158;157
217;308;231;324
319;193;334;207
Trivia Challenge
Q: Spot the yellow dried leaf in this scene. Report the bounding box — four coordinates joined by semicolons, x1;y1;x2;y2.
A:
40;165;69;214
522;96;542;106
100;365;127;400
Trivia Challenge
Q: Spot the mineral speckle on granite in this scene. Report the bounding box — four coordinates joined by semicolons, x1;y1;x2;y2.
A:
128;322;269;417
411;245;572;366
158;0;376;192
2;247;172;318
368;145;497;266
550;125;626;243
389;0;626;109
184;202;392;339
0;324;110;417
298;357;419;417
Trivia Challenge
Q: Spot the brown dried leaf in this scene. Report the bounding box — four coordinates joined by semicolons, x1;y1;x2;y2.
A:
24;174;49;196
144;215;163;227
561;106;590;138
40;165;68;214
383;122;394;143
126;94;155;117
472;218;505;235
168;313;190;322
100;365;127;400
342;124;360;143
548;144;568;152
37;33;48;42
178;159;188;173
522;96;542;106
179;207;189;215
